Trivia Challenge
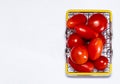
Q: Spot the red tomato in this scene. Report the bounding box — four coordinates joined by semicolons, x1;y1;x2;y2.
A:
75;25;99;40
88;38;103;61
70;46;88;64
67;33;84;48
68;57;94;72
67;14;87;29
94;56;108;70
98;34;106;45
88;14;107;33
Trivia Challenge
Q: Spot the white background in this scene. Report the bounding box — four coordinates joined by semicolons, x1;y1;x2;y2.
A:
0;0;120;84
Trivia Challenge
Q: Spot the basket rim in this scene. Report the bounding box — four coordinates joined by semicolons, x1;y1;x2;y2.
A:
66;9;112;21
65;63;112;76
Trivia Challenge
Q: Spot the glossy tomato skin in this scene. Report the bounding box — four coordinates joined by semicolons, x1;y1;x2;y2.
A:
88;14;107;33
67;14;87;29
88;38;103;61
68;57;94;72
67;33;84;48
75;25;99;40
99;34;106;46
70;46;88;64
94;56;108;70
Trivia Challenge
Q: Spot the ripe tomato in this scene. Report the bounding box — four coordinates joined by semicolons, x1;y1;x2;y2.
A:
67;33;84;48
68;57;94;72
75;25;99;40
94;56;108;70
98;34;106;45
67;14;87;29
88;14;107;33
88;38;103;61
70;46;88;64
